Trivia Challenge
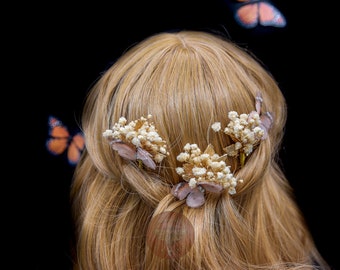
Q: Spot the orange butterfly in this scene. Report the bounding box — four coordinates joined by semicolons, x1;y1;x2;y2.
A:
46;115;85;165
227;0;286;29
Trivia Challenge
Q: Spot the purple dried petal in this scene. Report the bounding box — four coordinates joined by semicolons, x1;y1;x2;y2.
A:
260;112;273;130
186;188;205;208
260;112;273;140
136;147;156;170
171;182;191;200
111;141;137;161
199;182;223;193
255;93;263;114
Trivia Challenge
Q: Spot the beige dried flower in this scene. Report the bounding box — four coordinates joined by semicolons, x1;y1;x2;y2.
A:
103;114;169;169
172;143;243;208
212;92;273;166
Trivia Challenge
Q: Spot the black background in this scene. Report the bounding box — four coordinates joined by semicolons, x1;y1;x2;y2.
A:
9;1;338;269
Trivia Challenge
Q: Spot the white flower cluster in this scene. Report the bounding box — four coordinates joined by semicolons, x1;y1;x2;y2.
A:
175;143;243;195
103;114;169;163
212;110;264;157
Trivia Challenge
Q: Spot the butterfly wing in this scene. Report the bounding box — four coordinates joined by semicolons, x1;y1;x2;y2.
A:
46;116;69;155
67;133;85;165
234;3;259;29
72;133;85;150
258;2;286;27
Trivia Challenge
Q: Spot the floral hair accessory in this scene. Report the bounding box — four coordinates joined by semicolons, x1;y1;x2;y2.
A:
103;114;169;170
171;143;243;208
211;92;273;167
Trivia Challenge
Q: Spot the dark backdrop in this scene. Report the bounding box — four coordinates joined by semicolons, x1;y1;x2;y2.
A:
10;1;338;269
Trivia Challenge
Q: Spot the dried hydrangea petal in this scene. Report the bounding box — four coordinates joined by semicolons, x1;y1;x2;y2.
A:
110;141;136;161
136;147;156;169
171;182;192;200
259;112;273;139
186;188;205;208
199;182;223;193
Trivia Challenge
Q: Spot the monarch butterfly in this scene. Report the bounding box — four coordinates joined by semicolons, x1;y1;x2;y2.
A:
46;115;85;166
227;0;286;29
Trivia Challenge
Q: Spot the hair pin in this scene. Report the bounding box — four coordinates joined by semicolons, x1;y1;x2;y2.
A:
211;92;273;167
103;115;169;170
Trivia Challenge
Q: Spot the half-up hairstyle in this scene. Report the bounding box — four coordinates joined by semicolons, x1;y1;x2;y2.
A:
70;30;330;270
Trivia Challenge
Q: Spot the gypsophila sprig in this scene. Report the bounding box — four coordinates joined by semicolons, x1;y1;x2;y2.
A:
103;114;169;170
211;92;273;167
171;143;243;208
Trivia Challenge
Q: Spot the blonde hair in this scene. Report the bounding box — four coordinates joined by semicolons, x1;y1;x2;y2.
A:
70;30;330;270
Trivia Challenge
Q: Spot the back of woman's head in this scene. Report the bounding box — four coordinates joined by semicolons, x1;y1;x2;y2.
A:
71;30;329;270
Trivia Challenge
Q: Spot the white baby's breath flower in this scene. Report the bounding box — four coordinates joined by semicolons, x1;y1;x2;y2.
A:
103;130;113;137
159;147;167;154
189;178;197;188
177;152;189;162
183;143;191;151
118;117;127;125
228;188;236;195
192;167;207;176
131;137;141;147
176;167;184;175
228;111;238;120
211;122;221;132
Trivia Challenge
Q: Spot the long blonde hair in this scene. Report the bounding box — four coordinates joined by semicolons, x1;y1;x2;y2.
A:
70;30;330;270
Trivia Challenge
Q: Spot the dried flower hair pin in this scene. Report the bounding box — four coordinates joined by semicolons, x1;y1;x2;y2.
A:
172;92;272;208
171;143;243;208
211;92;273;167
103;114;169;170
